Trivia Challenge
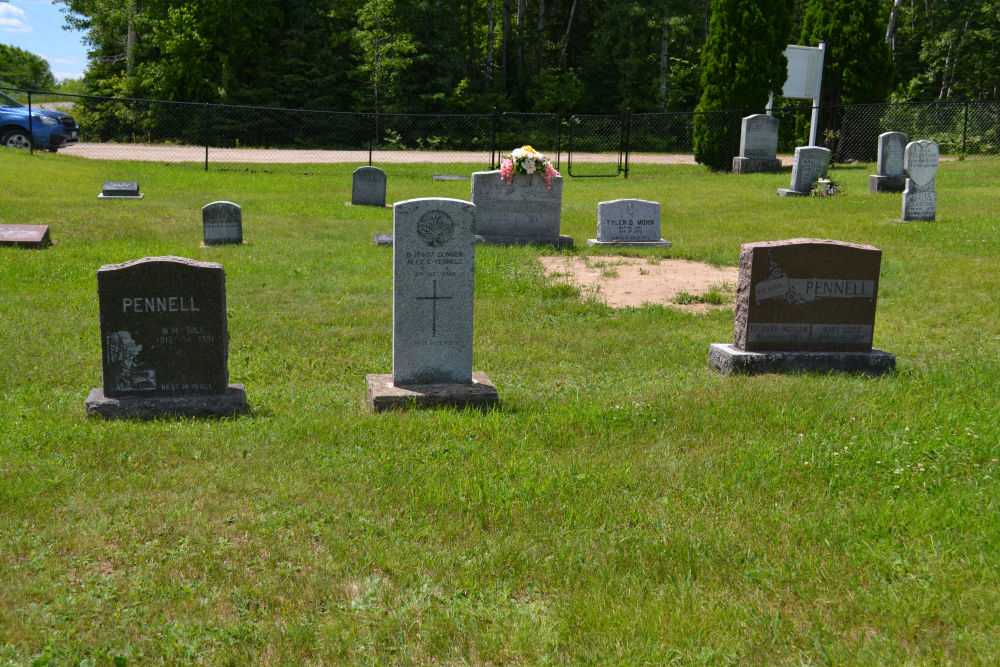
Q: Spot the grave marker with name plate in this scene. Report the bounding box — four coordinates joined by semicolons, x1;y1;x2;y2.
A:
709;239;895;375
0;224;51;249
202;201;243;245
366;197;498;410
900;140;939;221
869;131;908;193
351;166;388;207
470;170;572;247
732;114;782;174
99;181;142;199
588;199;670;247
777;146;831;196
85;256;246;418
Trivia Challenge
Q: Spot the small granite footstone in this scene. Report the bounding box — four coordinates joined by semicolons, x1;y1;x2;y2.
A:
86;256;246;419
588;198;670;247
708;344;895;376
868;131;908;193
99;181;142;199
900;140;939;221
732;114;782;174
202;201;243;245
366;372;498;411
374;233;393;246
471;170;572;247
777;146;830;196
0;224;51;249
352;166;387;207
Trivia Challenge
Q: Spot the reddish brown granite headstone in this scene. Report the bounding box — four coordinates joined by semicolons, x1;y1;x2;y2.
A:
734;239;882;353
0;224;51;249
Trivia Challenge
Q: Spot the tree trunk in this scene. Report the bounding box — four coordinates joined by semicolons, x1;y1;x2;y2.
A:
659;17;669;111
516;0;525;85
486;0;495;94
886;0;902;52
559;0;577;70
126;0;138;75
536;0;545;75
502;0;511;94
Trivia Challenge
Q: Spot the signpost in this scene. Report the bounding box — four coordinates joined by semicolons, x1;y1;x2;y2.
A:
768;42;825;146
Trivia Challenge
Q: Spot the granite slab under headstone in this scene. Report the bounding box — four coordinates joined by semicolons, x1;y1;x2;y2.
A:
709;238;894;375
900;140;939;221
868;131;908;193
470;170;572;247
588;199;670;247
0;224;51;249
351;166;388;207
201;201;243;245
366;197;498;411
99;181;142;199
732;114;782;174
85;256;246;418
777;146;831;197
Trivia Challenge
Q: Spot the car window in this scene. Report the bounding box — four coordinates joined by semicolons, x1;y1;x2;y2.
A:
0;91;25;108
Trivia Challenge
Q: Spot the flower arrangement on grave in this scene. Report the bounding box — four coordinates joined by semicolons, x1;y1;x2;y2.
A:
500;145;560;188
811;178;843;197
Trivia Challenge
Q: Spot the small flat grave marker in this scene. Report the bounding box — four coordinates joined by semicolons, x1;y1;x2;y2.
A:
733;114;782;174
432;174;468;181
366;197;498;411
777;146;830;197
709;238;895;375
0;224;51;249
588;199;670;247
869;131;908;193
202;201;244;245
900;140;939;221
470;170;572;247
85;256;246;418
351;166;388;207
99;181;142;199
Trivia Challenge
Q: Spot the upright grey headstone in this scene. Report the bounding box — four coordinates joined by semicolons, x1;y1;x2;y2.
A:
202;201;243;245
777;146;831;197
470;170;572;247
366;198;498;410
85;256;246;418
733;114;782;174
351;166;387;207
869;131;909;193
588;199;670;247
901;140;939;221
99;181;142;199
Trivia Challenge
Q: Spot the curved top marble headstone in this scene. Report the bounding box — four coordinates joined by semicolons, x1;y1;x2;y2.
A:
903;140;939;188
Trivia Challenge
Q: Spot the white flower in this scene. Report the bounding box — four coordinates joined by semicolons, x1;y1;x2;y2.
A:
512;148;527;160
523;160;537;174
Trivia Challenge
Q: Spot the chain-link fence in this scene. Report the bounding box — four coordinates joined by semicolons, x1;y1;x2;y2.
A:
3;86;999;175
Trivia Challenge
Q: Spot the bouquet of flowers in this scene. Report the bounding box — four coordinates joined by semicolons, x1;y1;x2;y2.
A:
811;178;843;197
500;145;560;188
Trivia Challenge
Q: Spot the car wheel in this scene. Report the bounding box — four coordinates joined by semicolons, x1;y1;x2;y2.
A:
1;128;33;150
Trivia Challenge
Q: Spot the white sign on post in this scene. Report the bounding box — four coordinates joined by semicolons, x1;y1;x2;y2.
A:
769;42;825;147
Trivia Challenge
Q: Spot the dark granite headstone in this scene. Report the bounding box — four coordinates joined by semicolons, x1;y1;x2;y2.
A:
85;256;245;418
709;239;895;376
0;224;51;249
351;166;387;206
100;181;142;199
202;201;243;245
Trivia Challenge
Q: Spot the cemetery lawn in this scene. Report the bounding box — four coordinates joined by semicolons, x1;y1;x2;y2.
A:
3;150;1000;666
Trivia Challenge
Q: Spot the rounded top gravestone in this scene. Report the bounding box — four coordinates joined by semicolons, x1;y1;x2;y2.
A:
903;140;939;187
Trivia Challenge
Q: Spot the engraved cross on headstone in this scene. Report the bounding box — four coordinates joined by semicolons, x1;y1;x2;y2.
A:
415;279;452;337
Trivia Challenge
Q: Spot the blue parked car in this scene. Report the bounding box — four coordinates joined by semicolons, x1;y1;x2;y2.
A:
1;90;80;151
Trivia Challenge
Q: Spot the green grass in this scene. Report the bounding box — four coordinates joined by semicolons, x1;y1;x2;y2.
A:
2;150;999;666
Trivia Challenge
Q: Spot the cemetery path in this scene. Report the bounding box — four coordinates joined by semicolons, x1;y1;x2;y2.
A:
59;143;795;166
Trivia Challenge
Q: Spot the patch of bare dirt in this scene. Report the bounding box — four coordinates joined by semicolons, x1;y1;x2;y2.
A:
540;255;739;312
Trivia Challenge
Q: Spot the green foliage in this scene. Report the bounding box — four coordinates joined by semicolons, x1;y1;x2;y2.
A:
0;43;56;90
693;0;793;170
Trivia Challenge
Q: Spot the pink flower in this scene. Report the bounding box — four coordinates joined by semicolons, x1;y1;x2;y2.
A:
543;163;559;189
500;158;514;183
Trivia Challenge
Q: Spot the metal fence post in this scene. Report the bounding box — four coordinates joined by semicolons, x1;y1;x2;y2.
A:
368;113;374;166
203;103;210;171
623;107;632;179
27;91;34;155
962;101;969;158
490;107;498;169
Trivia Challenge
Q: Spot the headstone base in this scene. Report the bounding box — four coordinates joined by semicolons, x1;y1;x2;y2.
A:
374;233;393;246
366;372;498;412
587;239;671;247
345;202;391;208
868;174;905;193
98;194;144;199
732;157;782;174
708;343;895;376
776;188;810;197
85;384;247;419
200;241;248;248
474;234;573;248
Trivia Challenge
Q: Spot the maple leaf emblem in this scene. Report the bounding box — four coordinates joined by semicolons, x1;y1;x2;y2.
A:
416;211;454;247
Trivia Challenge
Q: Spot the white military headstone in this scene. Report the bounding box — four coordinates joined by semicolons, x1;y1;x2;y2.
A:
901;140;939;221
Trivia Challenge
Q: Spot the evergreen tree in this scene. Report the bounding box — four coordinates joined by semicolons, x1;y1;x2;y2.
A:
692;0;792;170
